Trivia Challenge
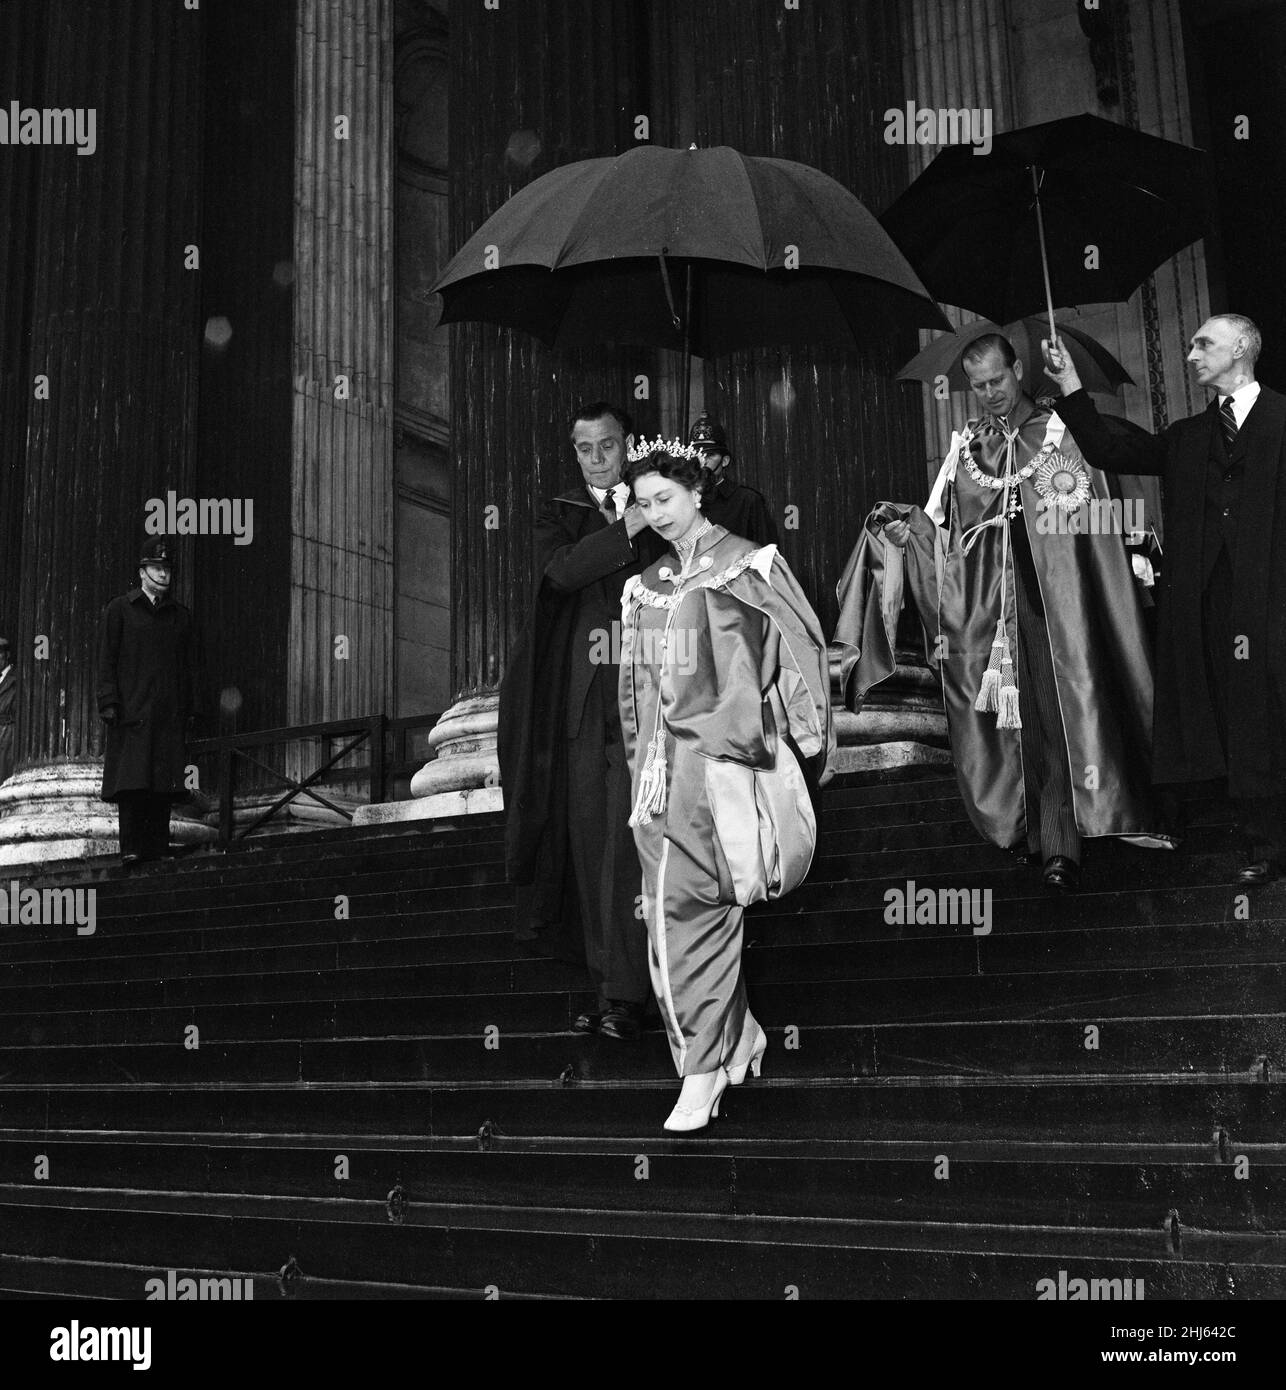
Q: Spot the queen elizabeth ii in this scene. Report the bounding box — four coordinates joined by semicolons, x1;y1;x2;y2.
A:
618;438;834;1132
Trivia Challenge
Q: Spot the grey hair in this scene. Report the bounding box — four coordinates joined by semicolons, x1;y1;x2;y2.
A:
1213;313;1262;365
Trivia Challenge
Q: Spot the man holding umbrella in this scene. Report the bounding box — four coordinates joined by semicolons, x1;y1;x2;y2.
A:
1044;317;1286;885
878;333;1160;890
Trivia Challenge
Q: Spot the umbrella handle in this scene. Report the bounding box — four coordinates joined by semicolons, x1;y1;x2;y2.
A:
1030;165;1058;342
657;250;682;333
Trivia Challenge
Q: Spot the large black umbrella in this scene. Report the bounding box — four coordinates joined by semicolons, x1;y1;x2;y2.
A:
880;114;1210;335
899;315;1133;396
434;144;948;423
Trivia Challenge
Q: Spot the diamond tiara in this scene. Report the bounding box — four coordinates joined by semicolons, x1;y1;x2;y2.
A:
626;436;702;463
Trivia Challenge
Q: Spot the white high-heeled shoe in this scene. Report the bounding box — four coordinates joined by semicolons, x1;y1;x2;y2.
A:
725;1019;767;1086
662;1068;729;1133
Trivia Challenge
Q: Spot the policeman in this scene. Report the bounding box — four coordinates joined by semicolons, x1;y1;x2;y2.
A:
96;539;199;867
688;414;779;547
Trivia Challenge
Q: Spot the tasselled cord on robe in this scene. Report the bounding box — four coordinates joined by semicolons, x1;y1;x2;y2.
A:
959;418;1023;730
629;520;713;826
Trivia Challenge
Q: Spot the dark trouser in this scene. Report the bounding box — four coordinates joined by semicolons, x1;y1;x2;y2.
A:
1203;549;1286;860
116;791;172;859
1011;522;1082;864
565;683;650;1006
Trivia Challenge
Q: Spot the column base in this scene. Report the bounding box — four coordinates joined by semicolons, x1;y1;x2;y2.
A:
0;762;217;867
226;790;363;835
407;690;499;799
829;649;951;774
354;784;504;827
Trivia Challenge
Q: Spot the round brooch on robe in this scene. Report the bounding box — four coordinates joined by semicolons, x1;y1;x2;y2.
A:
1033;451;1091;512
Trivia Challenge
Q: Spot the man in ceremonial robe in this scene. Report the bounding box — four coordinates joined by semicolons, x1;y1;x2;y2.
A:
688;414;778;547
1045;315;1286;884
868;334;1159;890
498;402;666;1039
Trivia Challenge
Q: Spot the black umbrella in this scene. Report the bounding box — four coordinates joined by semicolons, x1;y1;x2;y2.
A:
899;315;1133;396
434;144;948;424
880;114;1210;337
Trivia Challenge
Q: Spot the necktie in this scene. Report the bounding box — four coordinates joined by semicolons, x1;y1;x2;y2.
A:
1220;396;1238;453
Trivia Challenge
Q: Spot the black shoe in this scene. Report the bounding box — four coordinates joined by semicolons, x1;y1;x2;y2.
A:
598;1000;644;1041
1042;855;1079;893
572;1010;603;1035
1237;858;1276;887
119;853;142;871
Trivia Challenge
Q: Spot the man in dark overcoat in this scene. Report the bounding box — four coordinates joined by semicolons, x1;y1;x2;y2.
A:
498;402;665;1039
97;538;199;867
1045;315;1286;883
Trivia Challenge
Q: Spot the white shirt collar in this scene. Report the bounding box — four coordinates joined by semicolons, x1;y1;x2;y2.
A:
1221;380;1261;428
589;482;630;513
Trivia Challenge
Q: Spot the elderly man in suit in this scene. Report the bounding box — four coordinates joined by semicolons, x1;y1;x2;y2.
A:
1044;315;1286;884
499;402;665;1039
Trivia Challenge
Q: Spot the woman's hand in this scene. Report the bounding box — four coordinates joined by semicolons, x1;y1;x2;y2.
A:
883;518;911;548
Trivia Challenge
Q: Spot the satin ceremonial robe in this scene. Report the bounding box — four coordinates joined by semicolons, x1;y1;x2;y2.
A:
619;527;833;1076
930;398;1157;848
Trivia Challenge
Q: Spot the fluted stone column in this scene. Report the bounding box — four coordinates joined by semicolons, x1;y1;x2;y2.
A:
290;0;395;735
390;0;650;823
900;0;1016;482
0;0;213;864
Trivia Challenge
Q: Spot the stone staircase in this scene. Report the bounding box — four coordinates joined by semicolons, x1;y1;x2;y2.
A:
0;767;1283;1300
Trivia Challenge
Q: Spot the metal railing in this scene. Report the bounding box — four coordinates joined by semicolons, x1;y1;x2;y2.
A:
189;712;441;848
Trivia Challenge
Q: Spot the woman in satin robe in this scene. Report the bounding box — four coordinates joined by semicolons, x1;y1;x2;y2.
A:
618;444;833;1132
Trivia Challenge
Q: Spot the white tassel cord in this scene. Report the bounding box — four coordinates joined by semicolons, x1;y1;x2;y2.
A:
629;603;681;827
969;423;1022;730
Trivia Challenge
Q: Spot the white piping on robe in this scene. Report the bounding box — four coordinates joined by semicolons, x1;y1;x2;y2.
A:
652;838;687;1073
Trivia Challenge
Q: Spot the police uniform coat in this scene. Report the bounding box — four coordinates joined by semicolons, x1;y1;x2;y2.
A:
701;475;779;548
97;588;198;801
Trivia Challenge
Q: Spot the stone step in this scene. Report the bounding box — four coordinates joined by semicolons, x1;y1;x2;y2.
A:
0;830;1254;953
3;958;1282;1052
2;870;1270;968
0;1187;1281;1299
0;1135;1281;1231
4;913;1286;996
0;1254;479;1300
0;1075;1281;1141
0;1014;1281;1084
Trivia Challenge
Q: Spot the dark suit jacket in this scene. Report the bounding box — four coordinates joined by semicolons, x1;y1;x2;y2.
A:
1057;385;1286;796
498;486;663;884
537;489;649;738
